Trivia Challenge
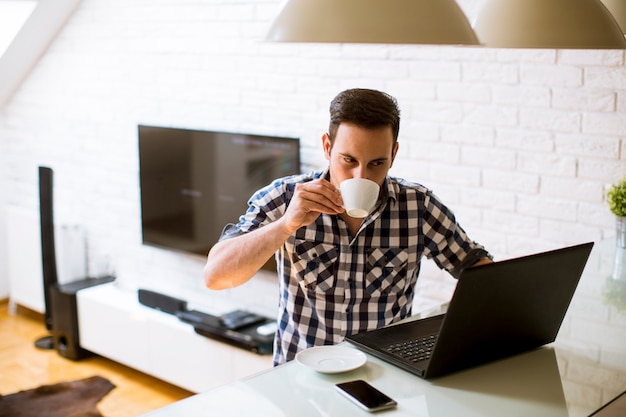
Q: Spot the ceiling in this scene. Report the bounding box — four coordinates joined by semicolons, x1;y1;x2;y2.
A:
0;0;81;110
0;1;37;57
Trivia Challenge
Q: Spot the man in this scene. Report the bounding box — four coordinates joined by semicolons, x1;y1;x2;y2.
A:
204;88;492;365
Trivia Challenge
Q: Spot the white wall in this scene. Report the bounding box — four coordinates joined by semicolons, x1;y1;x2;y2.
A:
0;148;7;299
0;0;624;310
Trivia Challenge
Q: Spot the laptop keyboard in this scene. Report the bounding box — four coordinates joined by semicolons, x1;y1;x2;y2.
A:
383;334;438;363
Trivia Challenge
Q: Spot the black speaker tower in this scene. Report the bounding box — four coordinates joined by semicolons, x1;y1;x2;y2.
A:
36;166;57;349
36;166;116;359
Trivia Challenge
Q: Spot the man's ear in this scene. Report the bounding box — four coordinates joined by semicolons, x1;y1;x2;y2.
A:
322;133;332;160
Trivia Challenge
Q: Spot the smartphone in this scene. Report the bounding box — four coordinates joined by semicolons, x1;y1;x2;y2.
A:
335;380;398;412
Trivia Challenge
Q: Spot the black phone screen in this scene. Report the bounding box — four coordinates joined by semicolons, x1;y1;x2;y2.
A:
335;380;397;411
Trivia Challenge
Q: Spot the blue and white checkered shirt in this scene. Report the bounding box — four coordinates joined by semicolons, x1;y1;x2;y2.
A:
219;170;490;365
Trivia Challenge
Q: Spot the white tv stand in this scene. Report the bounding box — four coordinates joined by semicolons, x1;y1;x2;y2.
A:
76;282;273;393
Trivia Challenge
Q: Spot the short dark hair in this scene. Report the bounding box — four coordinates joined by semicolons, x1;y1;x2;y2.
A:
328;88;401;145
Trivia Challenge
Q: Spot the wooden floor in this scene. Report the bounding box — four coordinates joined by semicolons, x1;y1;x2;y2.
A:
0;300;193;417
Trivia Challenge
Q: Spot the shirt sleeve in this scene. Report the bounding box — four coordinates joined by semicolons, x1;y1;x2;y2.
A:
218;177;294;242
421;189;492;279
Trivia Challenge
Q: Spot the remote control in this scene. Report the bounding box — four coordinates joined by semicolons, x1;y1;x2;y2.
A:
220;310;266;330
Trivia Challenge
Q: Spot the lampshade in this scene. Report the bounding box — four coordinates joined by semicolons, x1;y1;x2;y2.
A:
473;0;626;48
265;0;479;45
601;0;626;34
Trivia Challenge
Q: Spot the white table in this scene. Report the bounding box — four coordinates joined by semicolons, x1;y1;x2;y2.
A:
139;240;626;416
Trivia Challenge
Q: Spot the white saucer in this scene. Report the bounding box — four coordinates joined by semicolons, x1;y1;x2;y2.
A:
296;345;367;374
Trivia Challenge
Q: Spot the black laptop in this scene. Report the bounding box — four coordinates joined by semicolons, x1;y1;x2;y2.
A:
346;242;594;379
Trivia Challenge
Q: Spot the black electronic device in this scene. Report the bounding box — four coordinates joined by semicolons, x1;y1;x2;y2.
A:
192;318;275;355
176;307;275;354
335;380;398;412
36;166;57;350
138;289;187;315
347;242;594;379
137;125;300;272
51;276;115;360
36;165;117;357
219;309;266;330
176;309;221;327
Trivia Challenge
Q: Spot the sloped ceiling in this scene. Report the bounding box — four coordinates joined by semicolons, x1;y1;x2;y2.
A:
0;0;82;110
0;1;37;55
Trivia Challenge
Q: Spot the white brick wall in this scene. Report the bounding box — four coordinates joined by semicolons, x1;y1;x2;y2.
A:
0;0;625;312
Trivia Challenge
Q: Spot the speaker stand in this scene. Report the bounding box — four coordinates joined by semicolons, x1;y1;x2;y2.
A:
35;334;55;350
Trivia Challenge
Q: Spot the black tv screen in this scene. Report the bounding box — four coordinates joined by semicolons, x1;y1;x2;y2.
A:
138;125;300;266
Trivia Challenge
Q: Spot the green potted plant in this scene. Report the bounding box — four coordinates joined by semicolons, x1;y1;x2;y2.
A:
607;176;626;217
607;176;626;248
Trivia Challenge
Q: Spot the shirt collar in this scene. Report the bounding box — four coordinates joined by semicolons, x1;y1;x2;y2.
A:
382;176;398;206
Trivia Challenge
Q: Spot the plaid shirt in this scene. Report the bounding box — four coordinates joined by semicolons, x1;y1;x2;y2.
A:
220;170;490;365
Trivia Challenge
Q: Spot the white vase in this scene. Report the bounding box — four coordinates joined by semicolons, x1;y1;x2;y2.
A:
618;216;626;249
613;247;626;281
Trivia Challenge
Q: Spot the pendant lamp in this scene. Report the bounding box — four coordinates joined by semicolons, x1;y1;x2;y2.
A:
473;0;626;48
601;0;626;34
265;0;479;45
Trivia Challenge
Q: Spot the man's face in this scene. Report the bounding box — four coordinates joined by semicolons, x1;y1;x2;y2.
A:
323;122;397;189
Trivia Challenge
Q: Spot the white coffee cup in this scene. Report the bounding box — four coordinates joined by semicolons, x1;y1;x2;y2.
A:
339;178;380;218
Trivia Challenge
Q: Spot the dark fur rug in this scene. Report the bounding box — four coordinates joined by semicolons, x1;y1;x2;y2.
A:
0;376;115;417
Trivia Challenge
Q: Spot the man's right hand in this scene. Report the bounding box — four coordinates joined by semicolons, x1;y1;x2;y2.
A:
281;178;345;234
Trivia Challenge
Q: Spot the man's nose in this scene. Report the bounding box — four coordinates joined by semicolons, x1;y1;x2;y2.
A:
352;164;368;178
352;165;368;179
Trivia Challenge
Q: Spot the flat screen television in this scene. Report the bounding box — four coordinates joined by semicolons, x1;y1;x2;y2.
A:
138;125;300;270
